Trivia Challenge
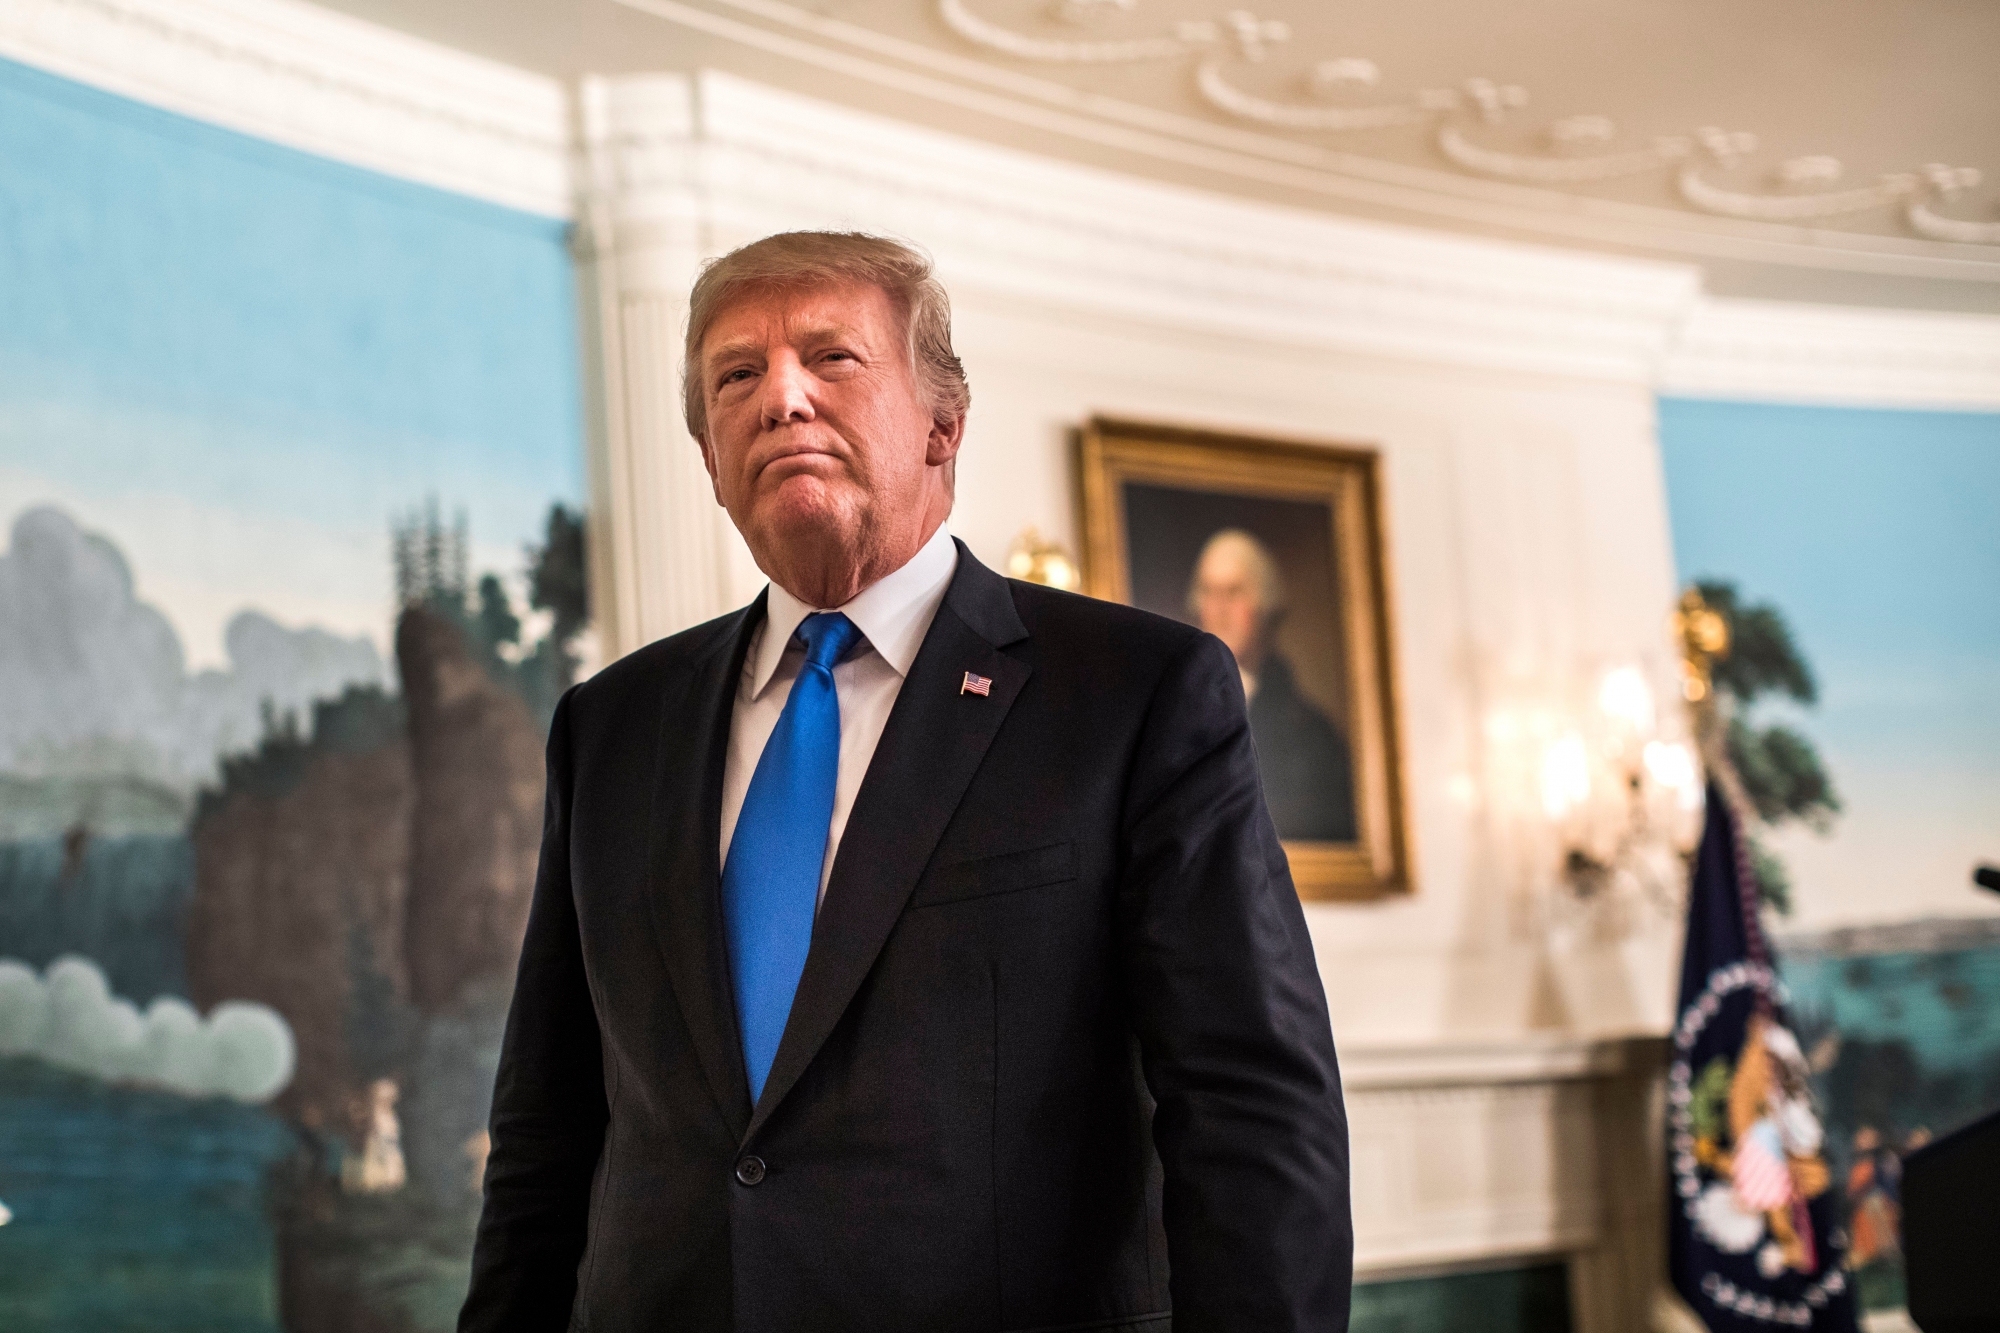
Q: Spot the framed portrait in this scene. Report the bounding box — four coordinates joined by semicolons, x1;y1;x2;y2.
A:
1076;417;1410;901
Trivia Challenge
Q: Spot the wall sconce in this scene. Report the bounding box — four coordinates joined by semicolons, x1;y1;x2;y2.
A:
1540;665;1705;901
1007;527;1081;591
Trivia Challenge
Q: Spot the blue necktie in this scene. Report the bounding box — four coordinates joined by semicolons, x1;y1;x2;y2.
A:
723;611;864;1105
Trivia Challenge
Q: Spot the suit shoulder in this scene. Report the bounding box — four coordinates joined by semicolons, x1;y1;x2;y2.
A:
1005;580;1208;667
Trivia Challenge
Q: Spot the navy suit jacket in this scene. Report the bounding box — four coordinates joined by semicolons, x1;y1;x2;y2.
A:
459;543;1352;1333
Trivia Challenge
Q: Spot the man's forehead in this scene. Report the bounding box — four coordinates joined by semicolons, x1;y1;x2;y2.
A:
702;280;896;354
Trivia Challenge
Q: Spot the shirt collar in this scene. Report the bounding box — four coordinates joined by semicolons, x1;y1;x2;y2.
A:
747;524;959;700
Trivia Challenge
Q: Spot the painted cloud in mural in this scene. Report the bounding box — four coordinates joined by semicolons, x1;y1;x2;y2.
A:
0;956;295;1103
0;506;387;789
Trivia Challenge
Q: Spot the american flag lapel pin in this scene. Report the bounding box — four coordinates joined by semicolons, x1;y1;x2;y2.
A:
960;671;992;697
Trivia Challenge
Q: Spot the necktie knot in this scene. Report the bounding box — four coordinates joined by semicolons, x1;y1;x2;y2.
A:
797;611;863;673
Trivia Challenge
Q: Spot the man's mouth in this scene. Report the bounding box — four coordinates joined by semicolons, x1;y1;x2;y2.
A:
758;444;842;480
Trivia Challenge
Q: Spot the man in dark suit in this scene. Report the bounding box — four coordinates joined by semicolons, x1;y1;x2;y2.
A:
460;232;1351;1333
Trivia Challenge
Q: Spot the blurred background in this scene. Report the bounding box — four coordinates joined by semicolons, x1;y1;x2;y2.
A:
0;1;1993;1330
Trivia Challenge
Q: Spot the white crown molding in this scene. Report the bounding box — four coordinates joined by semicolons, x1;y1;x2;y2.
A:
3;0;1996;409
938;0;1999;255
0;0;572;217
1662;298;2000;411
615;70;2000;407
610;0;2000;286
670;69;1708;387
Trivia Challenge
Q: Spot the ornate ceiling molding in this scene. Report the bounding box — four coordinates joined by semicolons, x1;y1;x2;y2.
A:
0;0;572;216
1436;124;1685;186
9;0;2000;406
608;0;2000;283
1195;58;1424;132
935;0;2000;255
937;0;1202;62
1677;167;1917;224
599;69;1705;386
585;68;2000;409
1908;176;2000;245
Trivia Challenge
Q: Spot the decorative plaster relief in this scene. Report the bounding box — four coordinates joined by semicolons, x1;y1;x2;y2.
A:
1195;57;1423;132
573;68;2000;410
678;69;1703;387
937;0;1202;62
1679;164;1924;224
1437;123;1688;186
936;0;1999;247
1907;169;2000;244
10;0;2000;408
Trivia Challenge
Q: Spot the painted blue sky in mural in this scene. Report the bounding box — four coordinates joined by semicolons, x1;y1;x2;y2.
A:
0;57;592;1327
1660;399;2000;929
0;55;583;669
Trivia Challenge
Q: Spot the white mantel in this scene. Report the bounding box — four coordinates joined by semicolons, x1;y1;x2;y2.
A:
1344;1034;1670;1330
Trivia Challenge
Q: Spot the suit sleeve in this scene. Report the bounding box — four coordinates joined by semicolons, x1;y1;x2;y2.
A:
1119;633;1353;1332
460;689;609;1332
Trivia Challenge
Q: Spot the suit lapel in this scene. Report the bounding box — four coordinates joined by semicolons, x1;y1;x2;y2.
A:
746;547;1030;1140
645;594;765;1143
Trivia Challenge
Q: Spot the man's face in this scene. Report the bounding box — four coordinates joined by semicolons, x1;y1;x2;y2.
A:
696;280;958;580
1192;542;1270;671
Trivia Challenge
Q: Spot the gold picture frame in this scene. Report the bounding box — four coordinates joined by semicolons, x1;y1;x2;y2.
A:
1076;417;1411;901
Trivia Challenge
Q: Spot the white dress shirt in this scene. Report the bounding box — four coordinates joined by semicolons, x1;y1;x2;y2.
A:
720;524;959;906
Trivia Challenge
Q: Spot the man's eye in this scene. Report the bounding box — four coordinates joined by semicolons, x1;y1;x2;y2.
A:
721;368;753;385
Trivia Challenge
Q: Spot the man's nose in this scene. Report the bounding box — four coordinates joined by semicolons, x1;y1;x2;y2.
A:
759;353;816;425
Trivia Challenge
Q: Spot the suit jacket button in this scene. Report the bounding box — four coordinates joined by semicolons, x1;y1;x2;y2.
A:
735;1155;766;1187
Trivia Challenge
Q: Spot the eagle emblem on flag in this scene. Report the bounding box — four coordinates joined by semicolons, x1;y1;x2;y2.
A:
1669;784;1857;1331
1683;1014;1834;1275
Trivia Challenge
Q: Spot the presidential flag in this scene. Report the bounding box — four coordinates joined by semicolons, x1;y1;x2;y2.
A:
1669;783;1857;1331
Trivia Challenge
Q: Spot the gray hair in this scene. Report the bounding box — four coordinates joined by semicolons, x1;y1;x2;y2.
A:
1188;529;1287;618
680;231;971;440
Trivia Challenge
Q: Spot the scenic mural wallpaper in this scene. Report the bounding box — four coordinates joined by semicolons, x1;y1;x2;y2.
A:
0;56;585;1330
1783;921;2000;1311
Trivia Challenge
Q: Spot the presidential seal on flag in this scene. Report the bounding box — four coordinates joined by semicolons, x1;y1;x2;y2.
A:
1668;784;1858;1332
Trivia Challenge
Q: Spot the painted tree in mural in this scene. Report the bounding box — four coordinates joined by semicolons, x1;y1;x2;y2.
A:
182;498;590;1330
1694;579;1839;913
394;499;590;730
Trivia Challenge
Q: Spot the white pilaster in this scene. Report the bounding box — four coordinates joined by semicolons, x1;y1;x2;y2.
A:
576;75;740;656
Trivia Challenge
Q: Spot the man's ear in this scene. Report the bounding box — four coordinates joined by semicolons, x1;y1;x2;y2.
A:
696;433;725;506
926;413;967;466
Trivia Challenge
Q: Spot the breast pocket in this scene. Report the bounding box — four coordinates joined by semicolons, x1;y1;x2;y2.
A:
912;840;1076;908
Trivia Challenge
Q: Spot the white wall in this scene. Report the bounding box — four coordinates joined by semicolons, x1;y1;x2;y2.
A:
945;302;1683;1042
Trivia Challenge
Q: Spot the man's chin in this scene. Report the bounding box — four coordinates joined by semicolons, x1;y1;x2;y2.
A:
744;486;859;551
